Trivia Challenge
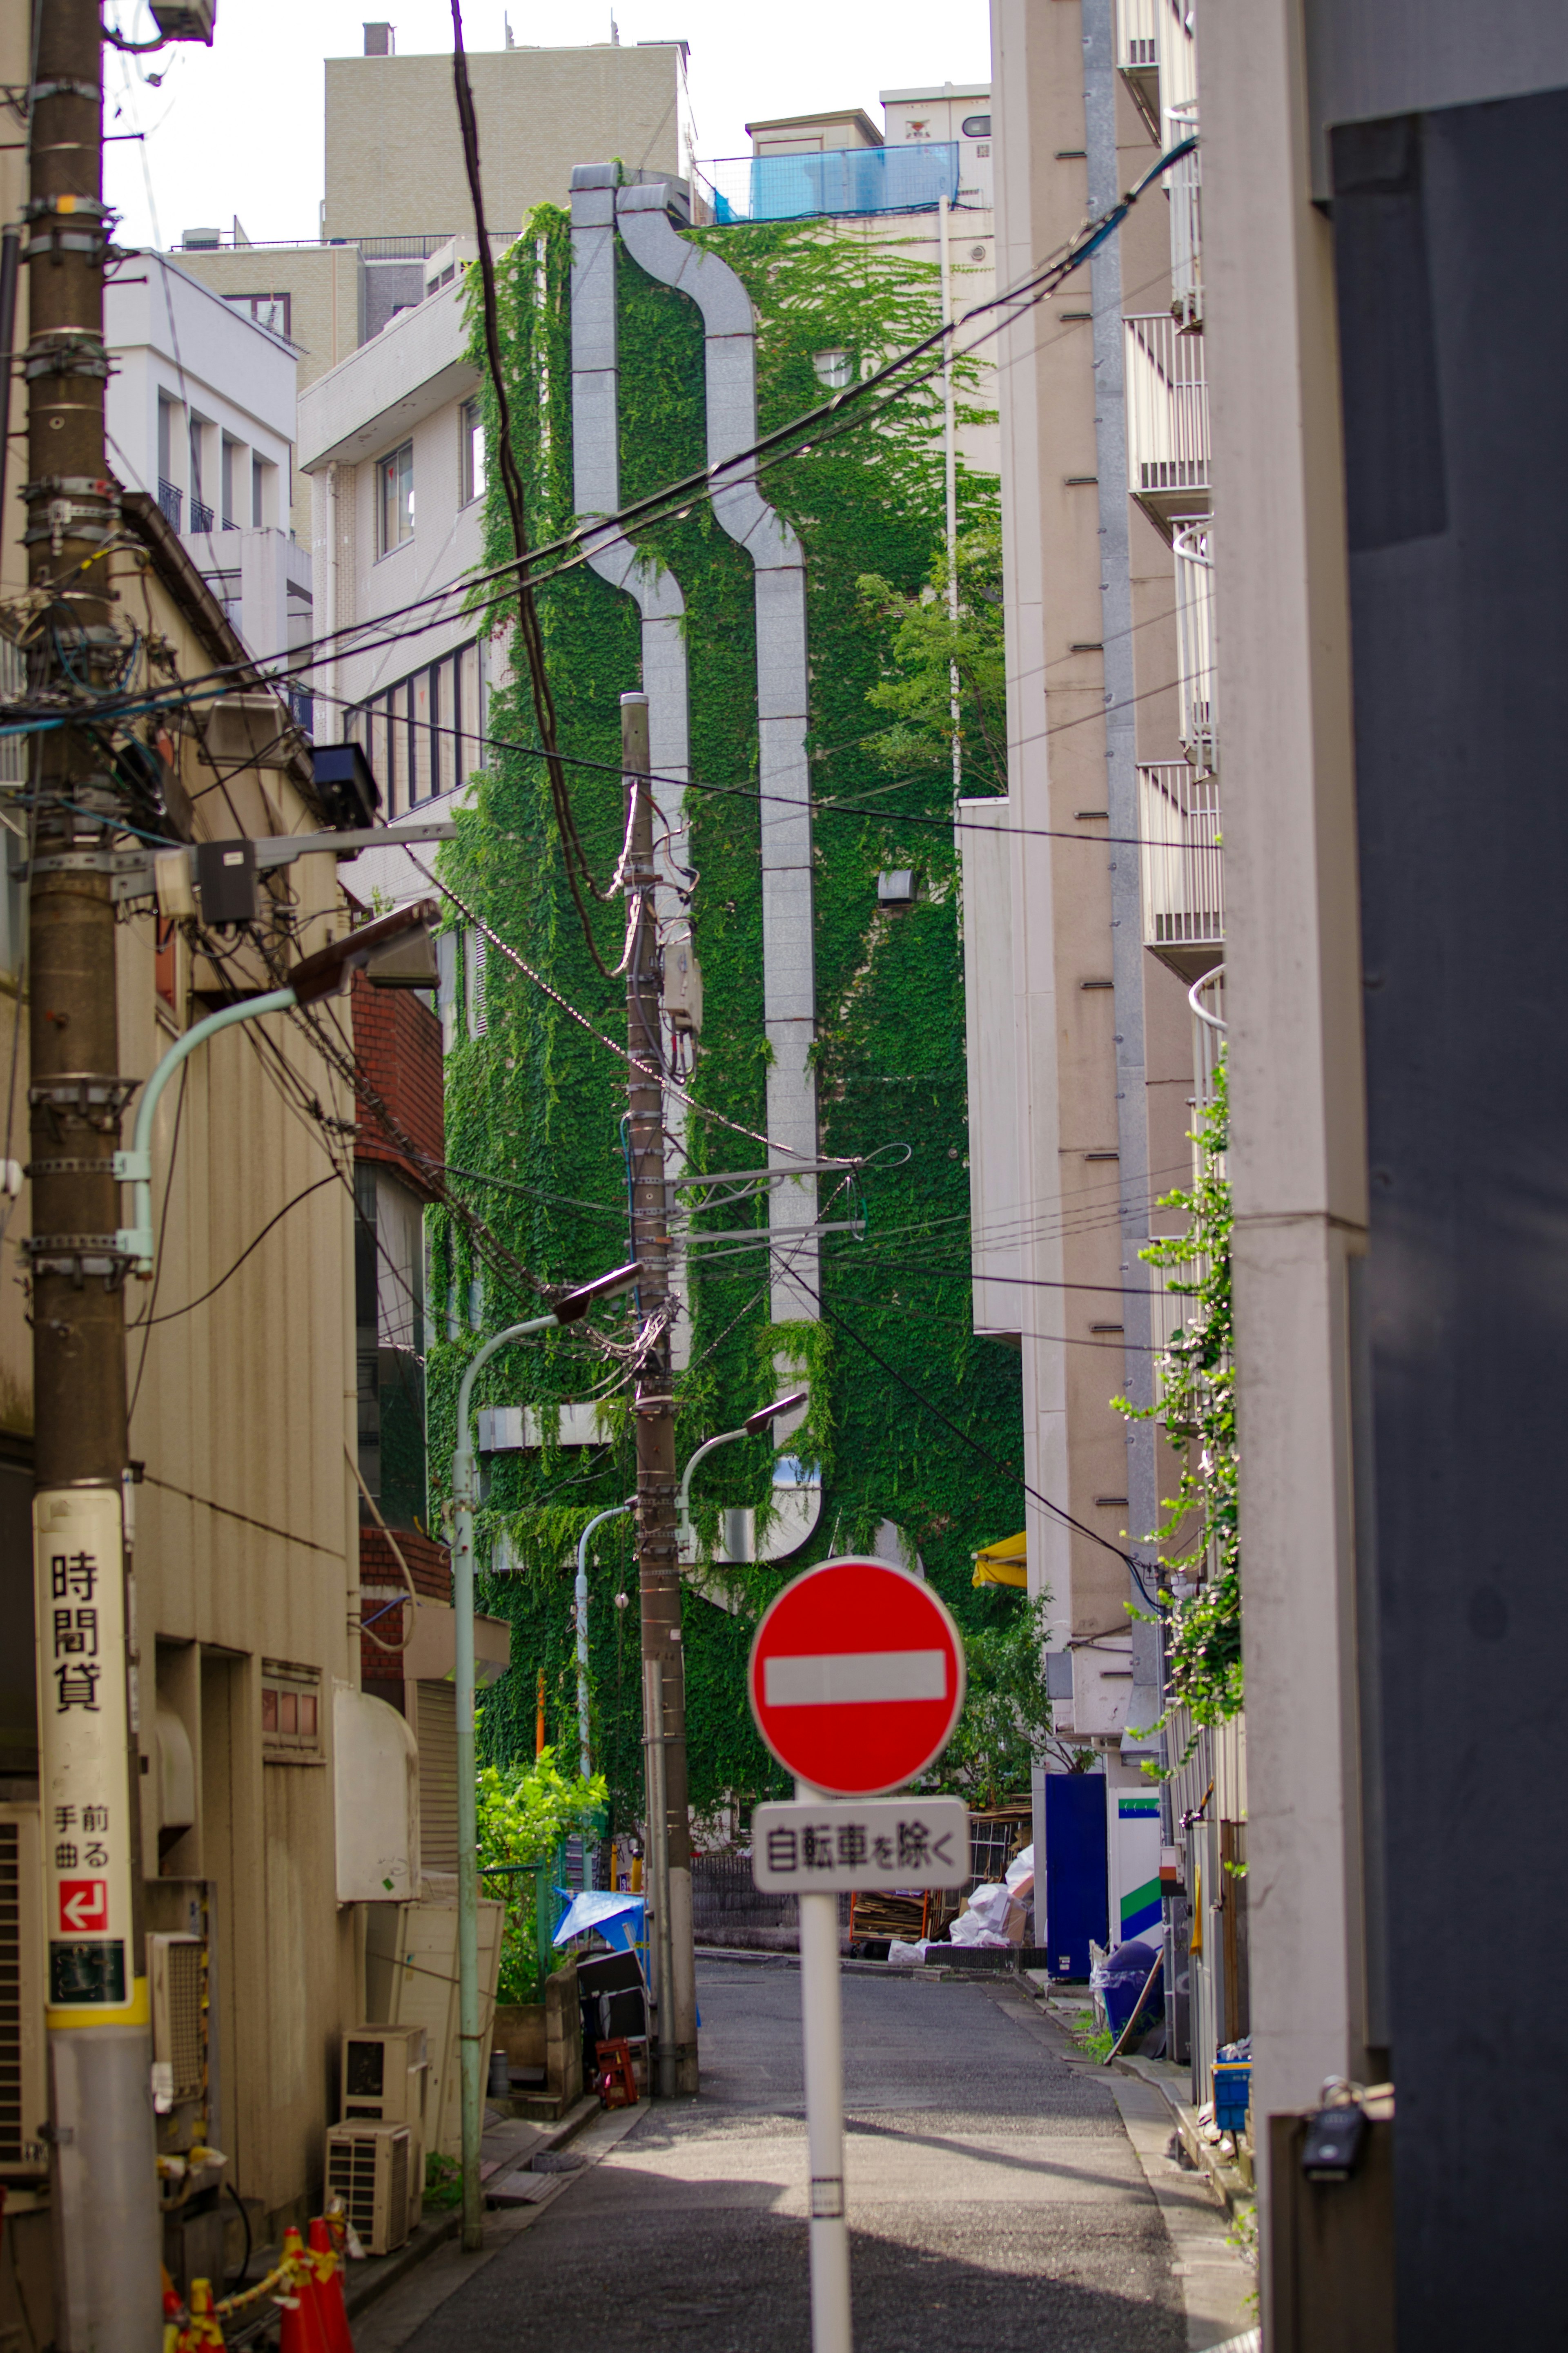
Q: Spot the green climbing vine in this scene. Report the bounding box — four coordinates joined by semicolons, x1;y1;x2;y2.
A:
1116;1053;1240;1727
427;189;1025;1834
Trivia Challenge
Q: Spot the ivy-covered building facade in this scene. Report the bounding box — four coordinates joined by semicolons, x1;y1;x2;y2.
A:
304;154;1042;1850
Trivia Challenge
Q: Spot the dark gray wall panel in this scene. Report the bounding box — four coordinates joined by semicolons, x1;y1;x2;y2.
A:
1335;83;1568;2344
1306;0;1568;195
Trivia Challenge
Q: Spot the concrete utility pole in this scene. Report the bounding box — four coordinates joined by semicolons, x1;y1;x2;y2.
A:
24;3;161;2342
622;691;698;2096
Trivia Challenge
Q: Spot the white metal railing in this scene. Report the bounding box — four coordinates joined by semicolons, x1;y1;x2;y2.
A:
1165;97;1202;327
1139;761;1223;954
1116;0;1197;100
1116;0;1159;67
1160;0;1198;114
1172;519;1216;773
1125;313;1209;502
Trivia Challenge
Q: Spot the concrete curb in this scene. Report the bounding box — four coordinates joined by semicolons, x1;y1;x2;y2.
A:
1111;2051;1255;2221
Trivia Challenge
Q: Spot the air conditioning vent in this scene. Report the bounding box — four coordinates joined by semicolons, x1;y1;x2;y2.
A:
326;2123;410;2255
0;1809;45;2175
149;1935;204;2104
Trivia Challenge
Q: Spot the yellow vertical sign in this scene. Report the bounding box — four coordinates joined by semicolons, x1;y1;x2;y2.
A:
33;1486;146;2027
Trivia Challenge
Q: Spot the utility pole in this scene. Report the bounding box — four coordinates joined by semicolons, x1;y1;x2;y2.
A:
622;691;698;2096
24;3;160;2344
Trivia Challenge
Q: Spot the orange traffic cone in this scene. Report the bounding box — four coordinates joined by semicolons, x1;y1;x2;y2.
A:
309;2216;355;2353
276;2226;330;2353
184;2280;226;2349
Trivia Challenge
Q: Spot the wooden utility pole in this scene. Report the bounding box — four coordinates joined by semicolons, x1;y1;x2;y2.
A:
25;4;160;2339
622;691;698;2096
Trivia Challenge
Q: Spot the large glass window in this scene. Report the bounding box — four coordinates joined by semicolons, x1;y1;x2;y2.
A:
348;638;483;818
377;439;414;555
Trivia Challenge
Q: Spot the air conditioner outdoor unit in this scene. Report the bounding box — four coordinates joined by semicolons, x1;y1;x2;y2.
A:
342;2023;428;2233
342;2023;427;2125
0;1806;46;2179
325;2123;410;2256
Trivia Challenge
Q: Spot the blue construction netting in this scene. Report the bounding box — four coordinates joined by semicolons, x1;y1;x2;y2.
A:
697;142;962;225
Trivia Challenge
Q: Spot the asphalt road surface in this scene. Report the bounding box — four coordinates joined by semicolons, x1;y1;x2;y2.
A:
368;1957;1250;2353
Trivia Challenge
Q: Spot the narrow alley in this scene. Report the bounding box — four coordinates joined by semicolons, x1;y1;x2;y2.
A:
361;1960;1254;2353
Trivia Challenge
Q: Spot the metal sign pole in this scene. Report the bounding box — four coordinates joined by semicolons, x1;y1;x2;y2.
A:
797;1780;852;2353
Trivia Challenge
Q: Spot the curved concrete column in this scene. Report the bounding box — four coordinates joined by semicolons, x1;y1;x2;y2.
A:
614;181;820;1337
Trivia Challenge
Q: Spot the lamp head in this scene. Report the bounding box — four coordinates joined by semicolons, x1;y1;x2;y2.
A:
553;1261;644;1324
743;1387;808;1437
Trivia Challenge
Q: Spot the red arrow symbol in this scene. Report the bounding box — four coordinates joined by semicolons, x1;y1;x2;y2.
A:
58;1880;107;1934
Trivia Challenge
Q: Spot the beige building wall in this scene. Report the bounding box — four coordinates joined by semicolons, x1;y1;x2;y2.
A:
167;245;365;395
324;42;691;239
115;631;361;2234
991;0;1140;1704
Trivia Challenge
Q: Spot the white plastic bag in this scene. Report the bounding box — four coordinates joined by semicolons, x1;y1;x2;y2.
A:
1004;1843;1034;1892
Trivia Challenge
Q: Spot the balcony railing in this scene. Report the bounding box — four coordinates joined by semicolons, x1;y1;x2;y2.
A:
157;477;182;529
1125;312;1209;525
189;497;214;533
1165;98;1202;328
695;142;960;225
1173;519;1216;773
1139;761;1222;972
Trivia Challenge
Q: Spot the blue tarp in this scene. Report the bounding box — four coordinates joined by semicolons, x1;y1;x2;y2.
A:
552;1889;646;1951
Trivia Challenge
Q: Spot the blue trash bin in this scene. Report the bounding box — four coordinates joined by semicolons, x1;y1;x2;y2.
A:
1095;1938;1161;2038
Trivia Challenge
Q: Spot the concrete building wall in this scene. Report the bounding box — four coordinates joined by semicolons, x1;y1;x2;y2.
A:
167;243;366;399
989;0;1144;1712
323;43;692;239
1201;0;1371;2268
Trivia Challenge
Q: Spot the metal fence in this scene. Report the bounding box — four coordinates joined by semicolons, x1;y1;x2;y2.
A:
1125;313;1209;503
1172;518;1216;773
694;143;960;226
1139;761;1223;954
1165;98;1203;328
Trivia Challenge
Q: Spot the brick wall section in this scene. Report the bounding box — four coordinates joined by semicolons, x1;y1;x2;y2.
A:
361;1523;450;1601
351;972;444;1198
359;1526;451;1685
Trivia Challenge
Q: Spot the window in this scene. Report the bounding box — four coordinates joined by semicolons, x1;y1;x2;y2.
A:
224;292;291;339
812;349;853;390
261;1660;323;1762
220;436;242;530
961;113;992;138
188;416;212;531
251;453;273;529
460;399;486;506
347;639;483;820
377;439;414;554
465;928;487;1039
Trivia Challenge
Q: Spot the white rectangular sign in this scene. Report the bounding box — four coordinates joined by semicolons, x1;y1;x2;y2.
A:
751;1796;970;1893
34;1486;138;2020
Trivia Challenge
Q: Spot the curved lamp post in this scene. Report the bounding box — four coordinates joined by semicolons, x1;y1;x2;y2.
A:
675;1389;809;1562
574;1503;631;1795
452;1260;641;2253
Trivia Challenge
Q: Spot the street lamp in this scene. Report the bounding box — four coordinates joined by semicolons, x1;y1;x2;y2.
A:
574;1503;632;1800
114;900;439;1272
451;1262;641;2253
675;1389;809;1561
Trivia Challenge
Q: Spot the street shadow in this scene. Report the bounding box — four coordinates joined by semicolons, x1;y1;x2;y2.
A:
400;2194;1187;2353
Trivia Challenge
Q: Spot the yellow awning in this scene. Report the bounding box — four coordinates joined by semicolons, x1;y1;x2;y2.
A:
972;1532;1028;1589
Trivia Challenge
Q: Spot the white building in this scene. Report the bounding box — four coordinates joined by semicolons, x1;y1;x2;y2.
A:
106;255;311;687
296;233;499;903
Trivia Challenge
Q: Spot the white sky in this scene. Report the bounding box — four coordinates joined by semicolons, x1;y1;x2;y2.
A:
103;0;992;251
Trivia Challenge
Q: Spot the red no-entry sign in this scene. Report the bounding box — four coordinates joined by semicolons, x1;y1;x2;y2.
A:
747;1557;967;1797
